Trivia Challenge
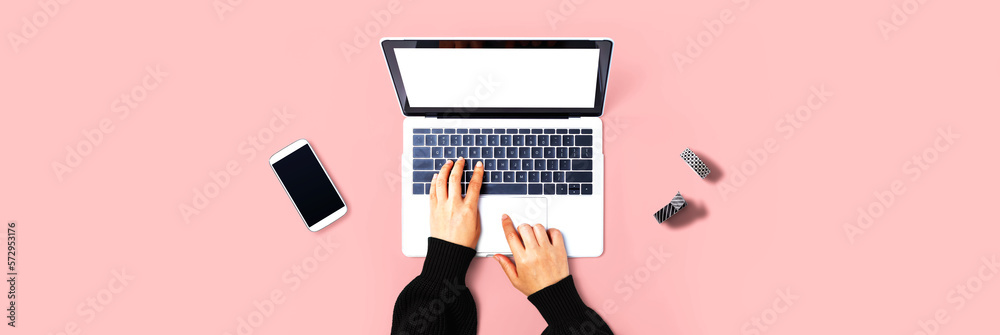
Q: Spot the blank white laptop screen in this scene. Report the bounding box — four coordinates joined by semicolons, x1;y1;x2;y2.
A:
393;48;600;108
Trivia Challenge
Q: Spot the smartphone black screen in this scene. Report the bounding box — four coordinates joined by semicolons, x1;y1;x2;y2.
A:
273;144;345;226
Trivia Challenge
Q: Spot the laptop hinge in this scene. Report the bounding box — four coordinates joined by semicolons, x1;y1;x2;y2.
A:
429;113;576;119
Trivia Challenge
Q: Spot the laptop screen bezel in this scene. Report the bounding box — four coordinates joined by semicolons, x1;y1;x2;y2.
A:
381;38;613;118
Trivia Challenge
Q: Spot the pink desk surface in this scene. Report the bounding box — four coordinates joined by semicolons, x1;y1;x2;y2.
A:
2;0;999;334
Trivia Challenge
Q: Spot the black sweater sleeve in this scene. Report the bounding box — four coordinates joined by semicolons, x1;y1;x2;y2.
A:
529;276;614;335
391;237;478;334
390;238;613;334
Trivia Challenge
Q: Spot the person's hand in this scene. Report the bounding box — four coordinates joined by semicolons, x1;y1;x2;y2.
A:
493;215;570;296
429;157;485;249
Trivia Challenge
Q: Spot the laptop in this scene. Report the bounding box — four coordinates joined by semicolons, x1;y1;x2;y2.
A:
383;38;613;257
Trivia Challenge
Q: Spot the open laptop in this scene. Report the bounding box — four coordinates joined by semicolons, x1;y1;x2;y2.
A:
383;38;613;257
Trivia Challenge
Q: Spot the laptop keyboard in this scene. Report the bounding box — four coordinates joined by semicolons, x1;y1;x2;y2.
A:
411;128;594;195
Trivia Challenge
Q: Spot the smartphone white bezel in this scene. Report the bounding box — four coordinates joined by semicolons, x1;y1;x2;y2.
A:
269;139;348;232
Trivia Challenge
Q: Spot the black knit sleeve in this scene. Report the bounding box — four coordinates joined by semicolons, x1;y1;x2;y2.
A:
529;276;613;335
391;237;478;335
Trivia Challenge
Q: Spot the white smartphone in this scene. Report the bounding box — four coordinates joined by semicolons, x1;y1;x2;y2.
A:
269;139;348;231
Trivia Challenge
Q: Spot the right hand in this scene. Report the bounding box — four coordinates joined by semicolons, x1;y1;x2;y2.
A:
428;158;485;249
493;214;570;296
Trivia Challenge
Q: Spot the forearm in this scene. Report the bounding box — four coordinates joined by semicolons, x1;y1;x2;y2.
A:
530;276;613;335
391;237;478;334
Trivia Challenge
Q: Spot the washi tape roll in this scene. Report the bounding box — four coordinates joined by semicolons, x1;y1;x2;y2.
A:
654;192;687;223
680;148;711;179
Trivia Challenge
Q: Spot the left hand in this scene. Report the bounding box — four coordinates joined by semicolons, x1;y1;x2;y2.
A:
429;157;485;249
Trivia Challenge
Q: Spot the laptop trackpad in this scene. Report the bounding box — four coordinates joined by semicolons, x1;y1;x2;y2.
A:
476;197;548;254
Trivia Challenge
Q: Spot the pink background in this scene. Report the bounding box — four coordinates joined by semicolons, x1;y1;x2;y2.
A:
2;0;999;334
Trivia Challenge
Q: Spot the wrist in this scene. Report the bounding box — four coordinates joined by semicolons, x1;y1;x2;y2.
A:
429;233;476;249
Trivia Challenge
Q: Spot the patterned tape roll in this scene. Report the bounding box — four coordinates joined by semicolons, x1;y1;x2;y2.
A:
654;192;687;223
680;148;711;179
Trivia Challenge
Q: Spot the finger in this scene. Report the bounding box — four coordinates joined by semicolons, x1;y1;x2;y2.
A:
436;160;452;200
518;223;538;247
533;224;549;246
549;228;565;249
465;161;485;206
502;214;524;255
494;254;518;283
449;157;465;200
429;173;438;206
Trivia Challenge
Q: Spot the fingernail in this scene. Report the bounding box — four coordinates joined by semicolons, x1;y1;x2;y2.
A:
432;173;438;179
502;214;509;220
476;161;483;167
458;156;464;161
446;160;452;164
